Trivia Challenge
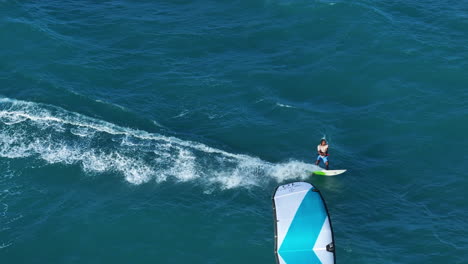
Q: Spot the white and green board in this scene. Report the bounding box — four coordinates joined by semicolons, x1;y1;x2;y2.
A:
312;169;347;176
273;182;335;264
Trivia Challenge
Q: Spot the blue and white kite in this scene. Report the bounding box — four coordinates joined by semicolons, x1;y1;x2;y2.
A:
273;182;336;264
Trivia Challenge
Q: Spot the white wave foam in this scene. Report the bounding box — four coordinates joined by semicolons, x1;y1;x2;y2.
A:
0;98;319;189
276;103;296;109
172;110;189;119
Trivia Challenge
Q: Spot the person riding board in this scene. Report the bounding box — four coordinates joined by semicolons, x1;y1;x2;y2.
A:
316;139;329;170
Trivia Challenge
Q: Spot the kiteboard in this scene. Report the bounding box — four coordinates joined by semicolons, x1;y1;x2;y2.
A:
312;169;346;176
273;182;335;264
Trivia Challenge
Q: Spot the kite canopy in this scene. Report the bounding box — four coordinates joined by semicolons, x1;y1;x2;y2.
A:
273;182;335;264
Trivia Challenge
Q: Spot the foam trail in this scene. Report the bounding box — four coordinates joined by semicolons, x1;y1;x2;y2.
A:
0;98;319;189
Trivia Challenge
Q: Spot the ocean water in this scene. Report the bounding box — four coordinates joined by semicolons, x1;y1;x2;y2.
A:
0;0;467;263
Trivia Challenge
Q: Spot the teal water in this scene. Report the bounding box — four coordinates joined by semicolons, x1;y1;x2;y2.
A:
1;0;467;263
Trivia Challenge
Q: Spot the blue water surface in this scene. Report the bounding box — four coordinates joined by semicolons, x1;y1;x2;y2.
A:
0;0;467;263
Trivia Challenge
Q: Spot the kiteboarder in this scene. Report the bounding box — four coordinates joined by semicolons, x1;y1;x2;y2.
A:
316;139;329;170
